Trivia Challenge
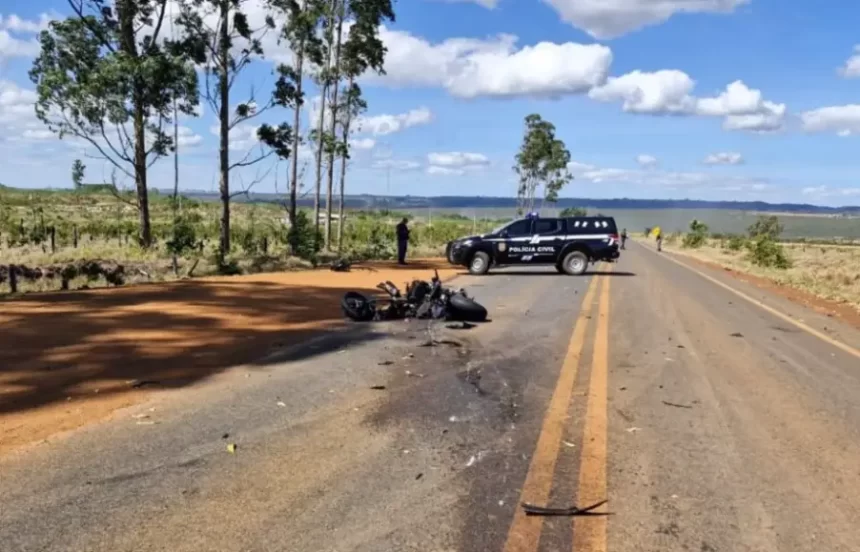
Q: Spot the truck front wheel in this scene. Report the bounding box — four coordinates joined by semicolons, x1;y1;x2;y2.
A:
468;252;491;275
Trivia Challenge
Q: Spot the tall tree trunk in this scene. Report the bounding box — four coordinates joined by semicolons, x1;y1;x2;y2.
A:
289;38;306;256
218;2;230;264
324;0;345;251
313;0;337;251
133;99;152;247
172;94;180;276
118;0;151;247
336;77;354;253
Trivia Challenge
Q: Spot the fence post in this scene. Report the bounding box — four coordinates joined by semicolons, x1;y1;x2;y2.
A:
9;265;17;293
50;226;56;253
262;236;268;254
73;225;79;248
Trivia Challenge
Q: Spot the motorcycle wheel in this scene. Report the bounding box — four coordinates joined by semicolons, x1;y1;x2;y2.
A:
447;293;488;322
341;291;376;322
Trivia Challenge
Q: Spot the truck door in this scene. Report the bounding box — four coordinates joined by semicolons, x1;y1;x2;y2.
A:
495;219;533;265
532;218;565;262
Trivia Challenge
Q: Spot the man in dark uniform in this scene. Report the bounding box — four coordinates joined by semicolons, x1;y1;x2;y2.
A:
396;217;410;265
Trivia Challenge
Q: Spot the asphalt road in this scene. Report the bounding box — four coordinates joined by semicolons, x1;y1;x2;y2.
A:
2;242;860;552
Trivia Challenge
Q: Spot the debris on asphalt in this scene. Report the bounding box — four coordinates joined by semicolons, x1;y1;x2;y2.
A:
129;379;160;388
370;385;387;390
136;421;156;426
227;443;237;453
449;415;461;422
465;455;477;467
662;400;693;409
419;339;461;348
276;401;287;407
730;332;744;338
131;413;150;420
405;370;425;378
378;360;394;366
677;345;686;349
619;387;627;391
222;433;230;440
402;353;415;360
415;473;423;480
521;499;610;517
447;322;477;330
563;441;576;448
626;427;642;433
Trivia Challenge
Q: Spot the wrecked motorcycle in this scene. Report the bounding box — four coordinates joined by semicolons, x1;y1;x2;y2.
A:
341;270;487;323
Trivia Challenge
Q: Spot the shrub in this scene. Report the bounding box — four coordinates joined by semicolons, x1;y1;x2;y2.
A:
747;236;792;269
726;235;747;251
748;215;783;240
682;219;709;248
560;207;587;217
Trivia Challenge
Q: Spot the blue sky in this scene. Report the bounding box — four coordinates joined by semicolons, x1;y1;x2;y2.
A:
2;0;860;205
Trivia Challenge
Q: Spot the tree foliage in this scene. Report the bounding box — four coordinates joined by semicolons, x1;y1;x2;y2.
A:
747;215;784;240
682;218;709;248
30;0;200;247
71;159;86;189
559;206;587;217
514;114;572;214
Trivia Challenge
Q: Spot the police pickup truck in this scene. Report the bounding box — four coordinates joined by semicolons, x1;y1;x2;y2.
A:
446;214;621;275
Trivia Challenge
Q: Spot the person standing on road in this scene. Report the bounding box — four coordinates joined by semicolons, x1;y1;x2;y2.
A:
655;229;663;252
396;217;410;265
621;228;628;249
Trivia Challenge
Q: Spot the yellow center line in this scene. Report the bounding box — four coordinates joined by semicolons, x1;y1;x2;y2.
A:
572;269;612;552
502;275;602;552
654;247;860;361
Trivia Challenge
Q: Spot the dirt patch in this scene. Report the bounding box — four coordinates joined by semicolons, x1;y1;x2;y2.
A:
0;259;456;456
676;255;860;331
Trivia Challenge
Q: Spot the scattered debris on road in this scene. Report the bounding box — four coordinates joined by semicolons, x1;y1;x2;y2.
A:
730;332;744;338
370;385;387;390
626;427;642;433
447;322;477;330
405;370;425;378
276;401;286;407
563;440;576;448
415;473;423;480
226;443;237;453
378;360;394;366
662;400;694;409
221;433;230;440
521;499;610;517
129;379;160;388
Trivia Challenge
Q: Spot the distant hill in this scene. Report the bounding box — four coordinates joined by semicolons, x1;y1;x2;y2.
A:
160;190;860;215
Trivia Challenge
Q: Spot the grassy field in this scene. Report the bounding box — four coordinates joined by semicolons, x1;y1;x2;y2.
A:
0;187;501;294
660;236;860;313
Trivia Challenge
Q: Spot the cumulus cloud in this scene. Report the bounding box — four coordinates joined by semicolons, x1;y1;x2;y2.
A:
375;28;612;98
176;126;203;148
567;158;768;192
636;154;657;168
372;159;422;171
802;185;860;198
426;151;490;176
801;105;860;136
544;0;750;39
355;107;433;135
839;46;860;78
703;152;744;165
0;12;51;63
349;137;376;150
589;73;786;132
427;152;490;168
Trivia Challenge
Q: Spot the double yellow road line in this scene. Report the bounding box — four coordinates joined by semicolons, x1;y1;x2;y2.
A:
503;270;612;552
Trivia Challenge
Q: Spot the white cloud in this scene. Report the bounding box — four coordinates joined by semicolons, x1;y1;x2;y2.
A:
801;105;860;136
427;165;465;176
544;0;749;39
427;151;490;168
567;160;597;173
355;107;433;135
0;13;54;34
376;27;612;98
802;185;860;198
176;126;203;148
839;46;860;78
211;123;261;151
589;73;786;132
636;154;657;168
349;137;376;150
703;152;744;165
372;159;421;171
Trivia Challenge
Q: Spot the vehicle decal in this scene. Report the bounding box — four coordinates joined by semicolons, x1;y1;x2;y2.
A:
498;242;507;252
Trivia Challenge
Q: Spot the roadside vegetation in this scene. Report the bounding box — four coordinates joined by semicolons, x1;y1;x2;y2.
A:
659;215;860;312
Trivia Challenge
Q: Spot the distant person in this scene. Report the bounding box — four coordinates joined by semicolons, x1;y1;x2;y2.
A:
655;229;663;252
396;217;410;265
620;228;628;249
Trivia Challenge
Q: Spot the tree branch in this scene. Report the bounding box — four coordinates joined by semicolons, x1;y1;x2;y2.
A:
229;147;274;170
66;0;118;53
149;0;169;47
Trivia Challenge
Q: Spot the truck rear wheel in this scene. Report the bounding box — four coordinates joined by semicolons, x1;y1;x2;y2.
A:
561;251;588;276
468;252;491;275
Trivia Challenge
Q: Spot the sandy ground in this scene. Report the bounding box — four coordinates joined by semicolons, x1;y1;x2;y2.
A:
0;259;458;456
